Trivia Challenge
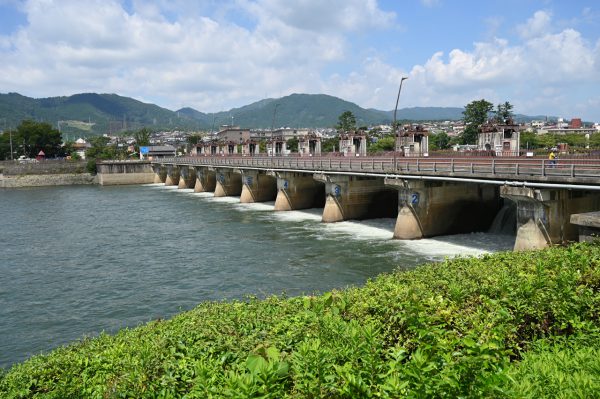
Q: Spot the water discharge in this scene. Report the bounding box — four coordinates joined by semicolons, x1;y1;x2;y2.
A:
0;184;514;368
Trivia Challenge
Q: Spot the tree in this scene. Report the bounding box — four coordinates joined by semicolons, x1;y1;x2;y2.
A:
461;99;493;144
430;131;451;150
15;120;63;158
321;137;338;153
368;136;395;153
336;111;356;132
133;127;151;149
495;101;514;123
286;137;298;152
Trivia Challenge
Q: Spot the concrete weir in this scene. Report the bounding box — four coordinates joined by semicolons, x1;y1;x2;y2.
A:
501;186;600;251
165;164;180;186
272;172;325;211
314;174;397;222
194;166;216;193
385;179;500;239
213;168;242;197
239;170;277;203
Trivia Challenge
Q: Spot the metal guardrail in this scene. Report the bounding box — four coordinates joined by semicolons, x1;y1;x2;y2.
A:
151;155;600;185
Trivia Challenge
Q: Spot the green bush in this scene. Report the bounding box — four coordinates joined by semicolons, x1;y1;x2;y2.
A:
1;242;599;397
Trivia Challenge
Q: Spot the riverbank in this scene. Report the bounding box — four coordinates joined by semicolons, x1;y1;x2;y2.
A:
1;241;598;397
0;160;96;188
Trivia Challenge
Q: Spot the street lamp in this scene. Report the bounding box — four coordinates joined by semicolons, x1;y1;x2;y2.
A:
393;76;408;170
270;103;279;156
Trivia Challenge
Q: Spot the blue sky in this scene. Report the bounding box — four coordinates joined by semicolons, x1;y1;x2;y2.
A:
1;0;599;121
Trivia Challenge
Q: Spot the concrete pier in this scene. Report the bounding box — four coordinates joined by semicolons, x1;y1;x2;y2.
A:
314;174;397;222
213;168;242;197
272;172;325;211
178;166;197;189
194;167;216;193
501;186;600;250
385;179;500;239
239;170;277;203
164;164;180;186
152;164;167;184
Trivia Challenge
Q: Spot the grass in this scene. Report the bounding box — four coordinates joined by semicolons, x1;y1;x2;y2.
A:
1;241;599;398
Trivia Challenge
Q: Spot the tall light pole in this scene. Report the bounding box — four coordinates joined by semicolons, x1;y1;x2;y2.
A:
393;76;408;170
270;103;279;156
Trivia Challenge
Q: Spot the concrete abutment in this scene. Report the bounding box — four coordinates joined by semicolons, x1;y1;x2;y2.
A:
178;166;196;189
501;186;600;251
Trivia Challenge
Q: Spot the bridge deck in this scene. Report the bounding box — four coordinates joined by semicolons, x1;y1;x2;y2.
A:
150;155;600;186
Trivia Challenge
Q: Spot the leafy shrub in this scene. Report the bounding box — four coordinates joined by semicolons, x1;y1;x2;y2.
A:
1;242;599;397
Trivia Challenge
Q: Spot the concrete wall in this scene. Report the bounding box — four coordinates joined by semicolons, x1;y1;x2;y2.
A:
178;166;197;189
1;173;96;188
97;162;155;186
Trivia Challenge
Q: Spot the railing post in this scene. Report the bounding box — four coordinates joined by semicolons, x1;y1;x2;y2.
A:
542;160;545;177
451;158;454;173
571;163;575;178
516;162;519;175
492;159;495;174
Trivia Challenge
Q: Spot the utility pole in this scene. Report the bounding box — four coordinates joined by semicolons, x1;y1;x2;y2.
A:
270;104;279;156
393;76;408;170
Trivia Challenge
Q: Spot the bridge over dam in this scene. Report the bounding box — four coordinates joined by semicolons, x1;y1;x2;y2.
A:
97;155;600;251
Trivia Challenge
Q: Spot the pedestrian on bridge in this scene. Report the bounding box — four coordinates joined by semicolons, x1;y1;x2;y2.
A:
548;150;557;167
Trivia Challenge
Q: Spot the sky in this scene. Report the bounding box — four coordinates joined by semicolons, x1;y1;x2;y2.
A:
1;0;599;121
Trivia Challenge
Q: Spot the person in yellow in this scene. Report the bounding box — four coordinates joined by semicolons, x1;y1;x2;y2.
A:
548;150;556;167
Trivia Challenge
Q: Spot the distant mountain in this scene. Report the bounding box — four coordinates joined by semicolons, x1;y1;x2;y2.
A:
0;91;553;136
0;92;204;136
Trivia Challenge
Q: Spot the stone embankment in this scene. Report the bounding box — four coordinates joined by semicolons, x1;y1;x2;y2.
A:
0;160;96;188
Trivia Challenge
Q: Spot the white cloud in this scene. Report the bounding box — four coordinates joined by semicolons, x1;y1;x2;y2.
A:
517;10;552;39
0;3;599;121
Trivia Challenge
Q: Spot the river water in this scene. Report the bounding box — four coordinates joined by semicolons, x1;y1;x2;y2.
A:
0;184;515;368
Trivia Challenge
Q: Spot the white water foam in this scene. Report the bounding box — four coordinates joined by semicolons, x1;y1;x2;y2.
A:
191;192;214;198
269;208;324;222
142;183;165;187
233;201;275;212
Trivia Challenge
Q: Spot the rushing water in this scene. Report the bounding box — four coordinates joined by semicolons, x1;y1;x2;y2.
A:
0;184;515;368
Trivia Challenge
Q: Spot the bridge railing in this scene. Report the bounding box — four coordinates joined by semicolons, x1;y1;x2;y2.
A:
153;156;600;182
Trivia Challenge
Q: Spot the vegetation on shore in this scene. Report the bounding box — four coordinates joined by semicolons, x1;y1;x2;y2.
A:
1;242;599;398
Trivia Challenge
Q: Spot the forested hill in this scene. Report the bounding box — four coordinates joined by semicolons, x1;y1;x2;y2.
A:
1;91;470;136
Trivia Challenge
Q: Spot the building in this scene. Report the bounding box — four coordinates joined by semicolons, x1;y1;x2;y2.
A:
216;126;251;144
266;135;287;156
477;121;520;155
140;145;176;160
396;125;429;156
298;133;322;156
71;138;91;159
241;139;261;156
339;131;367;156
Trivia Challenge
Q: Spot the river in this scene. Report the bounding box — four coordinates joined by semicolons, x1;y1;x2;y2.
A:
0;184;514;368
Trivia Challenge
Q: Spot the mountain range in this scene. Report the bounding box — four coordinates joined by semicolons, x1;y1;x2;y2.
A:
0;92;549;136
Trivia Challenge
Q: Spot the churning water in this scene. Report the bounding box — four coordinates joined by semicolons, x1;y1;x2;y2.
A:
0;184;514;368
